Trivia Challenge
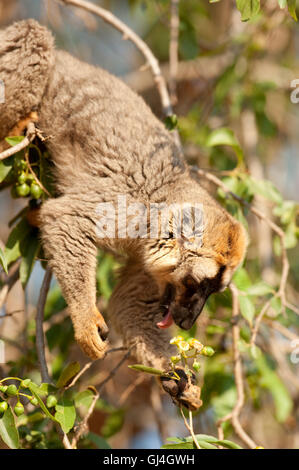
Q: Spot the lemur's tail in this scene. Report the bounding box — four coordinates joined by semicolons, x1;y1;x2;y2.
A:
0;19;54;140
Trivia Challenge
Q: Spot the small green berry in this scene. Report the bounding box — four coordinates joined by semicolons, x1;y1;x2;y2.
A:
200;346;215;357
170;355;181;365
6;384;18;396
17;172;27;184
0;385;8;393
30;397;38;406
0;401;8;413
46;395;57;408
192;361;201;372
20;379;31;388
30;182;43;199
13;156;26;172
16;183;30;197
14;402;24;417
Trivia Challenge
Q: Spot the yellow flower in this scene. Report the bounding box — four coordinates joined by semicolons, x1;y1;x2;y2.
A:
170;335;184;345
188;338;204;351
177;341;190;352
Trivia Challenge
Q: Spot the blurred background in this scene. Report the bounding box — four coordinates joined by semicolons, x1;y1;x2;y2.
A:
0;0;298;449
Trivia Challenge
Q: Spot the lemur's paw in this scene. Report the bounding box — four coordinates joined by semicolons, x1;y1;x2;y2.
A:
75;309;109;360
160;368;202;411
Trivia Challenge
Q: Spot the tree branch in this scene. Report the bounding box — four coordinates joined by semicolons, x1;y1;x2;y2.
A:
36;267;52;384
169;0;180;106
0;122;37;161
217;284;257;449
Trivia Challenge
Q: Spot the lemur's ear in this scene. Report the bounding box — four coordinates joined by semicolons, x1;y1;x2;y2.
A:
0;19;55;140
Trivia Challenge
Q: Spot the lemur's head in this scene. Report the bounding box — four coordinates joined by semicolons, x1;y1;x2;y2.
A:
143;202;247;331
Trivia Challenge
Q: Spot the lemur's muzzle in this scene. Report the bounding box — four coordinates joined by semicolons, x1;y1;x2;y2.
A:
156;282;210;331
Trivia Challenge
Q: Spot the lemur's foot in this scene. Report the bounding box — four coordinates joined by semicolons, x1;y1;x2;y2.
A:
74;308;109;360
160;368;202;411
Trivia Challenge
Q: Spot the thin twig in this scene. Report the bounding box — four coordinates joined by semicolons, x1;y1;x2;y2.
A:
65;362;92;390
35;267;72;448
36;267;52;384
169;0;180;106
0;309;24;318
180;407;200;449
267;319;299;342
24;148;51;197
118;374;145;406
0;122;37;161
71;388;99;448
58;0;182;151
97;348;131;392
55;425;72;449
59;0;172;116
217;284;257;449
250;297;273;346
64;346;127;390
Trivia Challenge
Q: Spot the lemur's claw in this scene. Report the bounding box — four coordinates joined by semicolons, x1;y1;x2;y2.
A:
74;309;109;360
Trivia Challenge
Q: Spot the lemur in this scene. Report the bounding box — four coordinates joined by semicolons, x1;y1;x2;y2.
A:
0;20;247;408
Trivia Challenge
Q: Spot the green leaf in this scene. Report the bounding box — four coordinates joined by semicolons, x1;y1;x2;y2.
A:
287;0;297;20
232;267;252;291
4;218;32;266
187;434;243;449
236;0;260;21
196;440;218;449
0;156;13;183
239;295;256;326
246;282;274;296
27;382;57;422
0;405;19;449
206;128;244;164
5;136;25;146
128;364;164;375
56;362;80;388
0;247;8;274
215;439;242;449
55;397;76;434
74;389;94;409
162;442;195;449
19;236;39;287
278;0;287;7
247;177;283;205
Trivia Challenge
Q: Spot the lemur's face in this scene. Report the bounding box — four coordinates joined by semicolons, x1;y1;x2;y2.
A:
143;220;247;331
156;257;234;330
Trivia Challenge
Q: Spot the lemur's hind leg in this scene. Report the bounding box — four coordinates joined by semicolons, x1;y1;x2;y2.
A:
40;195;109;359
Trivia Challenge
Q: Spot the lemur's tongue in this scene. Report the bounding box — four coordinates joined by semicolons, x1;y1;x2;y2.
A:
157;310;173;329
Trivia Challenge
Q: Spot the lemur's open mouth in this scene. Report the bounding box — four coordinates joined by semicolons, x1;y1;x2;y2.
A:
157;309;174;329
156;280;210;330
156;283;175;329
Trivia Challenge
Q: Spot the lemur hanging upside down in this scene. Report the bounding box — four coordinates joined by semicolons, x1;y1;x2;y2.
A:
0;20;247;408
